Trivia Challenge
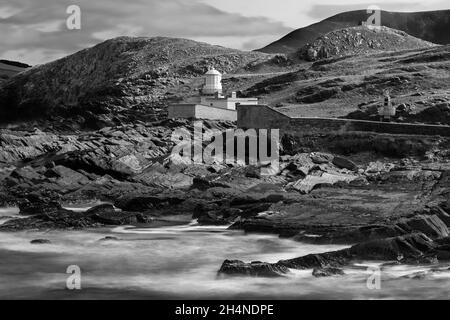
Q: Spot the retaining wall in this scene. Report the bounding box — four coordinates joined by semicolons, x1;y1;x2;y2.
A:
237;104;450;137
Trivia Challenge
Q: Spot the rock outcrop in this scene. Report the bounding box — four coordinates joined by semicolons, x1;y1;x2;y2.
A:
259;9;450;54
218;232;447;277
299;26;435;62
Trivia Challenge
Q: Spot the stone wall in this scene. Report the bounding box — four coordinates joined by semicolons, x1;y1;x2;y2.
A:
237;104;289;129
237;105;450;137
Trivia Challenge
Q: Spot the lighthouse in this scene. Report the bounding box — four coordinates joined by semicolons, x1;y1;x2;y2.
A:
202;67;222;96
168;66;259;121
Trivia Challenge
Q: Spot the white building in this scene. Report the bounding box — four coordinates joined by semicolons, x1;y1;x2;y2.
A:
202;68;223;95
168;67;258;121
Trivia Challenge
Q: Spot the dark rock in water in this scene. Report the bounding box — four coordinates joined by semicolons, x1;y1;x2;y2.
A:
349;232;436;261
91;211;141;226
135;213;150;223
85;204;116;216
311;224;408;244
218;232;441;278
401;271;428;280
279;250;351;269
197;212;229;226
312;267;345;277
115;193;186;211
332;156;357;171
30;239;51;244
193;199;243;225
218;260;290;277
192;202;220;219
99;236;120;241
235;203;272;218
218;251;351;278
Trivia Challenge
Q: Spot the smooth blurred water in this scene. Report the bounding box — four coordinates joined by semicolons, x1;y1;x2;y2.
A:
0;207;449;299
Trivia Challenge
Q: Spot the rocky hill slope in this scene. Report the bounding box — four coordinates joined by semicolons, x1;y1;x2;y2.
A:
0;37;272;129
243;42;450;121
298;26;436;61
259;9;450;54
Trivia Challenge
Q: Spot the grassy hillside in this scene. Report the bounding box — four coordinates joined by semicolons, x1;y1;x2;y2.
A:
244;43;450;120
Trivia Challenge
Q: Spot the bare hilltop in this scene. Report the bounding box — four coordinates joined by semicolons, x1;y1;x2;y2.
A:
259;9;450;54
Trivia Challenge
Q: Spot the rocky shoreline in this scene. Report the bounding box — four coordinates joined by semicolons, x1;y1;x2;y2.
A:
1;120;450;278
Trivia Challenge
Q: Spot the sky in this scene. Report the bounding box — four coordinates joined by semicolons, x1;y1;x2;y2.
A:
0;0;449;65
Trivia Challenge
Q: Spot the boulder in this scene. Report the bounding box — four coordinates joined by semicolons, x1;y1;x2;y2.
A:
332;156;357;171
91;211;141;225
99;236;120;241
30;239;51;244
218;260;290;277
197;212;230;226
85;203;116;216
312;267;345;277
279;251;351;269
349;233;436;261
218;233;441;278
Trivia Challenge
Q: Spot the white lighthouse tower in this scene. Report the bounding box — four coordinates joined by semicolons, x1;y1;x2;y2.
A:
202;67;222;96
168;65;259;121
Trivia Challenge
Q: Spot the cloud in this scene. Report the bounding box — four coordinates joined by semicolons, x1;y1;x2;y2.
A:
0;0;291;65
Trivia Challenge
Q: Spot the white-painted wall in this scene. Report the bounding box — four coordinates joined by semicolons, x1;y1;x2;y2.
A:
168;104;237;121
199;97;258;110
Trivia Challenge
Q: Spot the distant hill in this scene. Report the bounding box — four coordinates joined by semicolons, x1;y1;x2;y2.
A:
0;60;31;83
0;36;271;128
299;26;436;61
258;9;450;54
0;60;31;69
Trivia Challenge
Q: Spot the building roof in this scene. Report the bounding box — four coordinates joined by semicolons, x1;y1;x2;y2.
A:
205;68;221;75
